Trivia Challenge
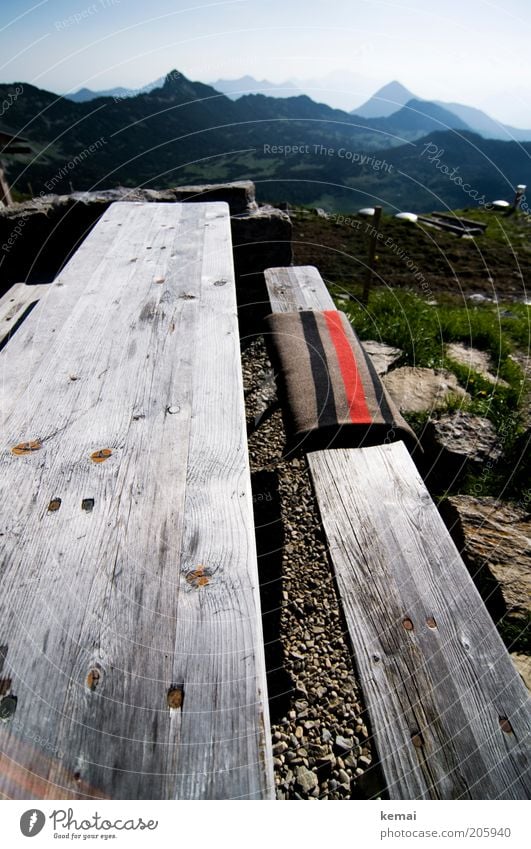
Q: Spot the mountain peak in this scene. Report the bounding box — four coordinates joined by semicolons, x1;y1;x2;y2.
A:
352;80;417;118
162;69;184;88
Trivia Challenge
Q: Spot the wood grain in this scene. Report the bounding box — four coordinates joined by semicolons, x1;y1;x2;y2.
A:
308;443;531;800
0;283;50;348
265;265;336;313
0;201;273;799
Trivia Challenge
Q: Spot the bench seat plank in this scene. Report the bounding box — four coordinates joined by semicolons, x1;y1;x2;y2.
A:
308;443;531;800
265;265;335;312
0;202;273;800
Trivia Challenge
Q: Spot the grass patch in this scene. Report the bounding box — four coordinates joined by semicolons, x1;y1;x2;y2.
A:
336;288;529;501
338;287;528;379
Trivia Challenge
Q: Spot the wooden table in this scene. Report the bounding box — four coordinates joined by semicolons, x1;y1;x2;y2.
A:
0;202;273;799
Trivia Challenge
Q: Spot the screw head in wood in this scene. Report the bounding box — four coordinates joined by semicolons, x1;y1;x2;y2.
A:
90;448;112;463
186;565;211;588
11;440;42;455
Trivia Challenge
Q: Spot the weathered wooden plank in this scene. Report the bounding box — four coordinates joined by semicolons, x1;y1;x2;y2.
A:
0;282;51;348
1;202;144;424
0;202;273;800
265;265;335;312
308;442;531;800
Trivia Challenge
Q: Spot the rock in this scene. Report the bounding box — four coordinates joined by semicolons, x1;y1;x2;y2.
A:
361;340;403;375
446;343;510;388
335;735;353;752
166;180;256;214
295;765;318;793
383;367;469;413
232;204;292;260
440;496;531;651
468;293;490;303
337;768;351;787
272;741;288;756
232;204;292;329
511;654;531;689
423;412;502;488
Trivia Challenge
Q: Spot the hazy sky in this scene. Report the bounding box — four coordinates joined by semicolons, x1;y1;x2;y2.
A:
1;0;530;124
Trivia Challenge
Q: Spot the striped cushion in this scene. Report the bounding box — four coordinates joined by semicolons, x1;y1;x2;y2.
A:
266;309;419;452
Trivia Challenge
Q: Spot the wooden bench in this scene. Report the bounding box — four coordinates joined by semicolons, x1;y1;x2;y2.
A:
265;265;531;799
0;202;273;800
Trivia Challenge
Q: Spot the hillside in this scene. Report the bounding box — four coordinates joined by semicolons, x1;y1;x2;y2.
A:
1;71;530;212
290;205;531;301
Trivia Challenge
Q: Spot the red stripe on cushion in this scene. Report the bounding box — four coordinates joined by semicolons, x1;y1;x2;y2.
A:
323;311;372;424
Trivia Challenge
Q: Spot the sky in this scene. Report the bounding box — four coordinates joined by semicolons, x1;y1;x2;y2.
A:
0;0;530;125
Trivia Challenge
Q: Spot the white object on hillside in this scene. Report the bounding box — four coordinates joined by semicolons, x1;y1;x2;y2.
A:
491;200;510;209
395;212;418;223
358;207;375;216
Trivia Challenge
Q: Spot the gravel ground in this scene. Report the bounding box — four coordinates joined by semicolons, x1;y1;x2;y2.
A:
242;336;385;800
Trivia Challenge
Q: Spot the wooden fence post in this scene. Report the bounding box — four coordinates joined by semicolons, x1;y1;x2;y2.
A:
362;205;382;305
0;167;13;206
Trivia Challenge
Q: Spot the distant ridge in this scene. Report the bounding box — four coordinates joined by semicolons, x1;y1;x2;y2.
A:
353;81;531;140
365;98;471;133
434;100;531;142
65;76;168;102
64;73;531;140
211;75;301;99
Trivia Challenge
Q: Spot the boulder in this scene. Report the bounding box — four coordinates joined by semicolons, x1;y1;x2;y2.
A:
440;495;531;652
382;367;469;413
231;203;292;277
231;204;292;332
446;342;509;388
422;412;502;488
166;180;256;213
361;340;403;376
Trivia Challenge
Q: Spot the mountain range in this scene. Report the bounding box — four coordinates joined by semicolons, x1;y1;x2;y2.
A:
1;70;529;213
66;76;169;103
353;80;531;142
65;75;531;143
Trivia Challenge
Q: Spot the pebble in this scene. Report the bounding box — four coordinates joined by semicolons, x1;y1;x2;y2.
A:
335;735;353;752
338;769;351;787
295;766;318;792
